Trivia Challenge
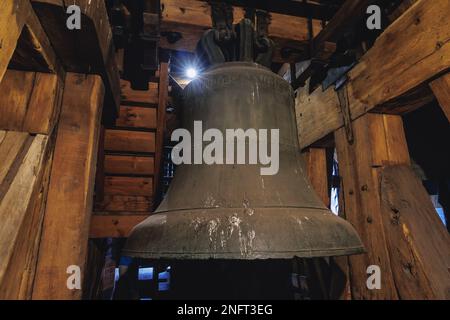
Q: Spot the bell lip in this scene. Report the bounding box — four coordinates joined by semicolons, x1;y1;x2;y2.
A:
122;207;365;260
121;246;365;260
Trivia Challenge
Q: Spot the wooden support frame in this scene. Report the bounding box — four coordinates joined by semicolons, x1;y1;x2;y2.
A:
335;113;450;299
296;0;449;149
33;73;104;300
30;0;121;120
335;113;407;299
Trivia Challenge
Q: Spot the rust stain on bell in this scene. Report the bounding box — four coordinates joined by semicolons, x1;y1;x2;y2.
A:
123;62;364;259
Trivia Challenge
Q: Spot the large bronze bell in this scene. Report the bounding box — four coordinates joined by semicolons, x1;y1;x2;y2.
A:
123;62;364;259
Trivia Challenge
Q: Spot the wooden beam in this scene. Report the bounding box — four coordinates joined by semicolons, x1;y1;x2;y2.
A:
89;215;147;238
0;133;52;299
380;165;450;299
31;0;120;120
429;73;450;122
0;70;64;134
160;0;322;62
297;0;450;149
0;0;30;83
33;73;104;300
335;113;408;299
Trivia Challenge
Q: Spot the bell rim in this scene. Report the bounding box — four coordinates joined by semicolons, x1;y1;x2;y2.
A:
122;207;365;260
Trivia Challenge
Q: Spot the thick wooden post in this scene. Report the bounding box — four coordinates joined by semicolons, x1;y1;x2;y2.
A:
430;73;450;122
32;73;104;300
335;113;450;299
335;113;407;299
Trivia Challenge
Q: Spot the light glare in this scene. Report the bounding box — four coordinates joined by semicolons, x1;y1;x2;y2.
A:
186;67;198;79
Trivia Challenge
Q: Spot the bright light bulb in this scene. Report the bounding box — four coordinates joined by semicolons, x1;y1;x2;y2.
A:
186;67;198;79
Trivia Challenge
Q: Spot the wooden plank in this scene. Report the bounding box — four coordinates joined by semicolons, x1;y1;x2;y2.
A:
335;113;403;299
295;82;341;149
380;165;450;299
303;147;329;207
0;131;30;187
116;106;157;129
89;215;148;238
104;129;156;153
33;73;104;300
104;176;153;197
154;62;169;204
0;134;55;299
0;0;30;83
0;70;64;134
31;0;120;118
297;0;450;149
0;134;50;296
120;80;159;105
104;155;155;176
430;73;450;122
95;195;153;212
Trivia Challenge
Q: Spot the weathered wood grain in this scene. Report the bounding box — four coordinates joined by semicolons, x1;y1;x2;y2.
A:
31;0;120;118
297;0;450;148
32;73;104;300
0;134;55;299
380;165;450;299
335;114;404;299
0;70;64;134
0;134;50;296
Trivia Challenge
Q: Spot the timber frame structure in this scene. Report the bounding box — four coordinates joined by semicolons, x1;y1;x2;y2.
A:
0;0;449;300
